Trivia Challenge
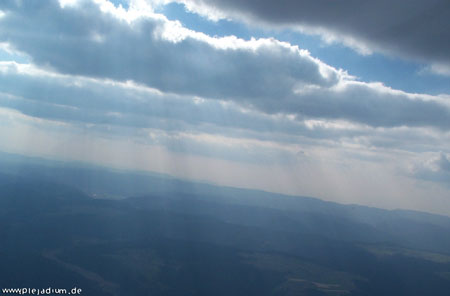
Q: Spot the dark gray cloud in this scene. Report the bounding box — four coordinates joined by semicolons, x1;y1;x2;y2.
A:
172;0;450;66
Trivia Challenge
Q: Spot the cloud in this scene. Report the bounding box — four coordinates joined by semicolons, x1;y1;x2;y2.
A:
426;64;450;77
0;0;450;131
0;62;310;137
437;153;450;173
0;61;324;164
2;61;450;157
158;0;450;68
411;153;450;186
0;0;338;101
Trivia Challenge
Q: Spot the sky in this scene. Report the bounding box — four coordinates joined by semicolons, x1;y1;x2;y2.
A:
0;0;450;215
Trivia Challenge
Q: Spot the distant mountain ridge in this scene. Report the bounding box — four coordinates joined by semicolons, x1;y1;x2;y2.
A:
1;151;450;254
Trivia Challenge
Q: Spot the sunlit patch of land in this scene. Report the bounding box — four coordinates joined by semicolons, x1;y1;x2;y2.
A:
241;252;364;295
360;244;450;264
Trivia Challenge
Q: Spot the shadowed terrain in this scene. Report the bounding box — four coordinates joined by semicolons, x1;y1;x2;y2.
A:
1;153;450;295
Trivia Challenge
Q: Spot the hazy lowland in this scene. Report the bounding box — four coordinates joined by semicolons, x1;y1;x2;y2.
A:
1;151;450;296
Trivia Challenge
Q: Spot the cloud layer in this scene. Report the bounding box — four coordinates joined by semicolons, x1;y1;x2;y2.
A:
0;0;449;130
